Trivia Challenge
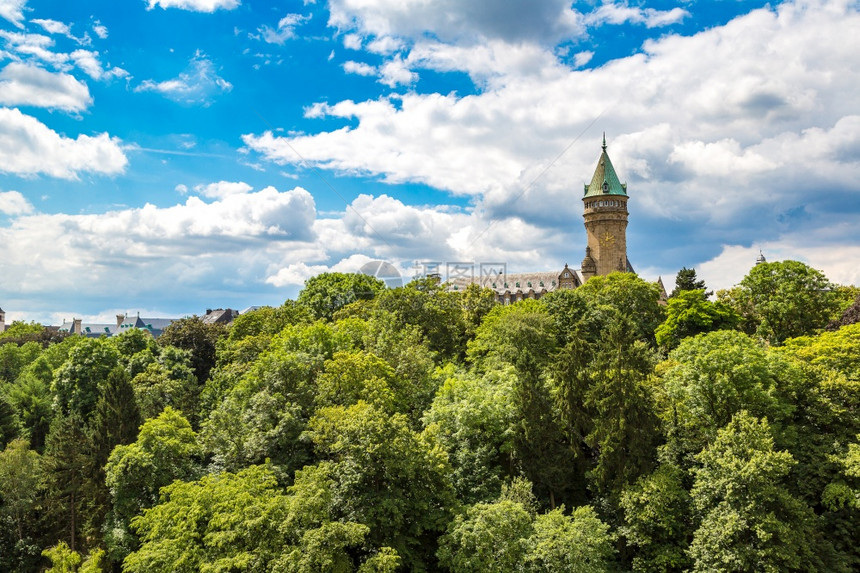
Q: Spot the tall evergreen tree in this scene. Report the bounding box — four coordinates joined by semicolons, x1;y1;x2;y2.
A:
83;366;142;544
670;267;708;298
43;413;89;552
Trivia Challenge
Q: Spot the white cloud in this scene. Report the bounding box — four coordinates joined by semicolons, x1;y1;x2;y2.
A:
0;190;33;215
258;13;310;45
342;33;362;50
328;0;583;46
0;187;317;305
0;107;127;179
31;18;72;36
0;0;26;28
193;180;253;199
698;228;860;293
92;21;108;39
378;57;416;87
342;60;375;76
136;52;232;105
70;50;129;81
585;4;689;28
246;0;860;220
0;29;69;66
0;63;92;111
145;0;240;12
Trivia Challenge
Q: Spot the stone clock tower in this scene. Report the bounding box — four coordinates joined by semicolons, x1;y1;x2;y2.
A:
581;135;630;281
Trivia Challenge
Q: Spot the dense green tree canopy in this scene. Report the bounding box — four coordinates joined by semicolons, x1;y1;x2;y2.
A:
3;265;860;571
298;272;385;321
719;260;839;345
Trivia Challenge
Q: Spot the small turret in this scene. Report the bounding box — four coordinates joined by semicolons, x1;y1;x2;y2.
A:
755;250;767;265
581;247;597;280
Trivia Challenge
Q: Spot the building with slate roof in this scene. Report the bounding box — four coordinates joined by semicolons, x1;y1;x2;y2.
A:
450;136;652;304
57;312;178;338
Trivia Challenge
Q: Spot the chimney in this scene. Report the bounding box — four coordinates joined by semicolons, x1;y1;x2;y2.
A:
116;314;125;328
73;318;83;334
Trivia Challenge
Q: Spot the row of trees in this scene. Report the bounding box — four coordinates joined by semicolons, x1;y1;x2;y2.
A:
0;260;858;572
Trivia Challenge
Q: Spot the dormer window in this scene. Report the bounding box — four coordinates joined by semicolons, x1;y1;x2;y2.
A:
602;181;609;193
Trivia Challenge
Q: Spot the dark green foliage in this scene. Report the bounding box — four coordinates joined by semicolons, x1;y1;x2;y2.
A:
620;463;692;572
669;267;708;298
42;413;90;552
5;364;53;451
0;393;19;448
83;366;141;545
298;272;385;321
158;316;228;384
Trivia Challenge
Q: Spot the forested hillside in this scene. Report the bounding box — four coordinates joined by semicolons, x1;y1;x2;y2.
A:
1;260;859;572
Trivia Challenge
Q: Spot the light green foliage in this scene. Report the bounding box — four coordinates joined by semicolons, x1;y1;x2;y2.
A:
575;272;665;345
655;290;738;350
522;506;615;573
689;412;823;573
374;278;467;360
202;320;360;476
423;366;517;503
620;463;692;572
104;407;201;562
229;301;312;341
659;330;789;459
356;547;401;572
52;338;120;420
0;438;42;541
0;340;41;383
43;541;81;572
298;272;385;321
125;465;289;573
0;321;45;340
467;299;557;370
460;283;498;339
316;350;398;412
720;260;839;345
779;323;860;381
279;521;369;573
438;493;615;573
437;500;533;572
309;401;456;569
362;314;438;425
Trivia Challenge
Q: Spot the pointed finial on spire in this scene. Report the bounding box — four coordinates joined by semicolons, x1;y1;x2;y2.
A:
602;132;607;152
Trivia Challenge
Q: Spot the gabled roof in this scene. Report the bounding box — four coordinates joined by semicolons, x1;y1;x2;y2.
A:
584;134;628;198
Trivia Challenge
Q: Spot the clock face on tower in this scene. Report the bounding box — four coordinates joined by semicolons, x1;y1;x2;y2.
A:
600;233;616;248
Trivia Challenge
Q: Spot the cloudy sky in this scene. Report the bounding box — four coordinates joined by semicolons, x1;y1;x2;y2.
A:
1;0;858;324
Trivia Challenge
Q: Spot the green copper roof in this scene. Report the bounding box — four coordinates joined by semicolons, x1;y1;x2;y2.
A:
583;134;627;198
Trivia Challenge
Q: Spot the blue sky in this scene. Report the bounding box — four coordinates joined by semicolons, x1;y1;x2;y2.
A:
1;0;859;324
